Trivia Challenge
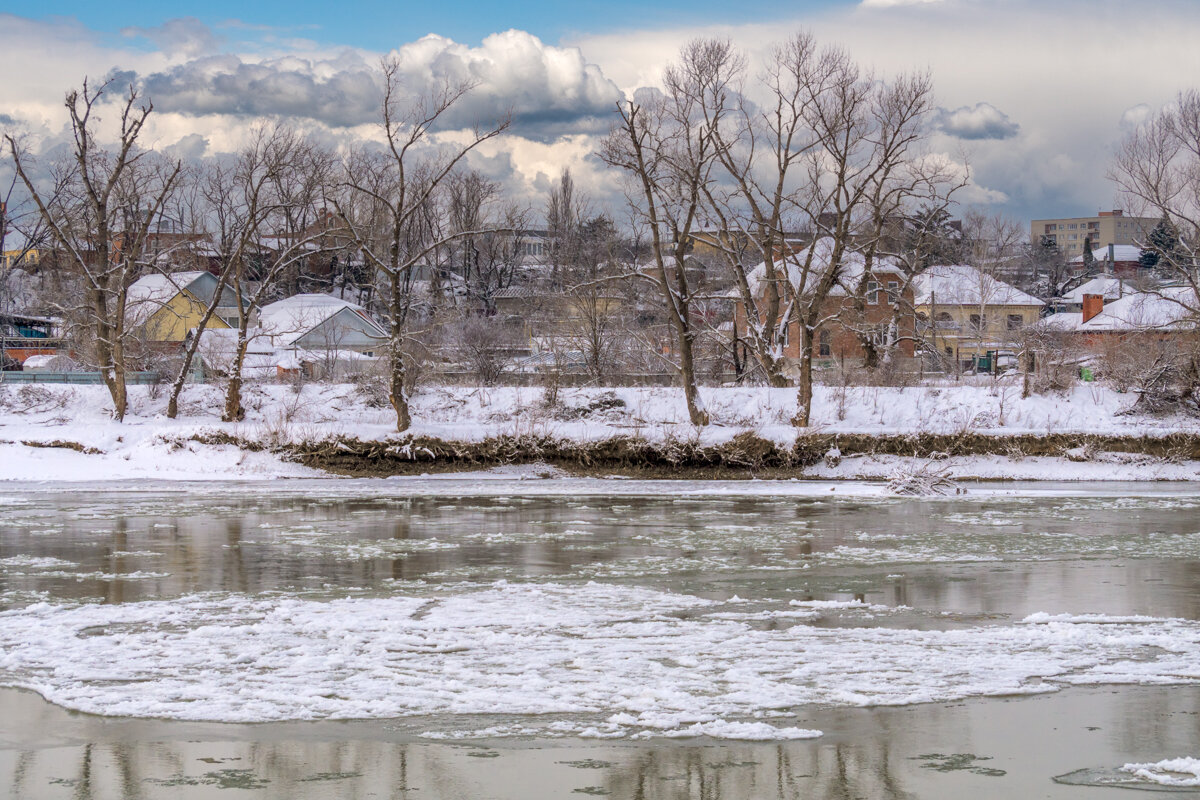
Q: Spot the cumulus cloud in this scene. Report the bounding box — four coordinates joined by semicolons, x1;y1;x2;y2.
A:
121;17;221;58
115;30;621;140
163;132;209;160
933;103;1020;140
1120;103;1153;129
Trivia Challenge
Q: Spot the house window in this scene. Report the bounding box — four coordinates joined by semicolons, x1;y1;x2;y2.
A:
1007;314;1023;330
887;281;899;303
867;281;879;304
818;329;831;357
969;313;986;330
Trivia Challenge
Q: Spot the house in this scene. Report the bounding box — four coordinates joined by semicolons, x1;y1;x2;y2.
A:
0;313;61;366
1041;287;1195;342
192;328;315;380
258;294;388;355
126;271;243;344
1054;276;1131;312
733;241;917;374
914;264;1044;371
1067;245;1144;276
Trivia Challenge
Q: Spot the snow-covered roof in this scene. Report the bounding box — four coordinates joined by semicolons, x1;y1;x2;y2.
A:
1069;245;1142;264
747;239;903;298
1037;312;1084;332
1060;276;1130;305
127;271;241;326
914;265;1044;308
258;293;386;346
1077;287;1196;333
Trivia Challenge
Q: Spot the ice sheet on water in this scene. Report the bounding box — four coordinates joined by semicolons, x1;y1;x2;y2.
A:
1;582;1199;739
1122;758;1200;787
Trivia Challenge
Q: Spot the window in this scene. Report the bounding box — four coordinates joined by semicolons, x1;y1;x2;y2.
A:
818;329;831;357
969;313;986;330
867;281;879;304
1069;223;1078;229
887;281;899;302
1007;314;1023;330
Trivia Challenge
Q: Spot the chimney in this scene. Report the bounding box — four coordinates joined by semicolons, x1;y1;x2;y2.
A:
1082;293;1104;323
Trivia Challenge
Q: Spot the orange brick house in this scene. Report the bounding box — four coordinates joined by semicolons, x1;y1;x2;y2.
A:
733;242;916;374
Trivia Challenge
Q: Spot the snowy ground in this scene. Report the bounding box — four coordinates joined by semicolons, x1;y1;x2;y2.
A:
3;380;1200;481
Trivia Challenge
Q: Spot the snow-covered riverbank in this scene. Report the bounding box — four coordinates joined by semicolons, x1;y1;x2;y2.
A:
3;381;1200;481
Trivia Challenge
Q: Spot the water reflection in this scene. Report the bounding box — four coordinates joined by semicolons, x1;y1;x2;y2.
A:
4;685;1200;799
3;489;1200;620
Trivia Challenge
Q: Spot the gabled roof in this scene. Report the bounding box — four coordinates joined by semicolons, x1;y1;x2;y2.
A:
914;264;1044;307
1060;276;1130;305
1077;287;1195;333
258;293;387;346
747;239;904;298
127;271;240;314
126;271;212;326
1069;244;1143;264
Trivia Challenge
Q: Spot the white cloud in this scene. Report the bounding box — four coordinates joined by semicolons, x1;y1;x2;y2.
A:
933;103;1020;140
567;0;1200;220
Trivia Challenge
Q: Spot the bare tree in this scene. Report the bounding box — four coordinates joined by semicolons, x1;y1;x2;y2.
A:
6;79;182;420
219;126;336;421
773;45;936;426
336;58;509;432
1111;89;1200;314
601;41;726;426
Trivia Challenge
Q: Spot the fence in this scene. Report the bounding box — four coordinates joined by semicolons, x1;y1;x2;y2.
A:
0;371;167;385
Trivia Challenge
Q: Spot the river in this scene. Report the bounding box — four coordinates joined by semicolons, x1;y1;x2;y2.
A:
1;477;1198;798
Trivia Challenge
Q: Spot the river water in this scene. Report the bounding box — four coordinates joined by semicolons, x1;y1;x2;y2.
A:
1;477;1199;798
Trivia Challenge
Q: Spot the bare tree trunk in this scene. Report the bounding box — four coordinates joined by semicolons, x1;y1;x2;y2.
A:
675;321;709;426
389;347;411;432
792;324;814;427
93;289;128;421
222;334;249;422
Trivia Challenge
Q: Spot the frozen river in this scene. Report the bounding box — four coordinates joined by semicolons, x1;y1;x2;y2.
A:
1;477;1199;797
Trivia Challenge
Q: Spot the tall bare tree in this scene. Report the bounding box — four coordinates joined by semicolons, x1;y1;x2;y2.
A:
1111;89;1200;311
219;126;336;421
6;79;182;420
773;46;936;426
336;57;509;432
601;41;726;426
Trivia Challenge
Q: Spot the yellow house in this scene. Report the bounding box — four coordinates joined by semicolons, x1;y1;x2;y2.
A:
127;271;243;343
914;264;1045;370
0;248;49;270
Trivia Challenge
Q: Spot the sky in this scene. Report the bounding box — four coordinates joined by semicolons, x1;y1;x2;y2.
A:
3;0;1200;227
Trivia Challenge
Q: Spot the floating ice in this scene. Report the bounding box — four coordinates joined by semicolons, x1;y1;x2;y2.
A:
1121;757;1200;787
0;583;1199;739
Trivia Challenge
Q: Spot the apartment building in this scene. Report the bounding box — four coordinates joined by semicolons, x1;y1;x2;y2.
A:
1030;210;1155;258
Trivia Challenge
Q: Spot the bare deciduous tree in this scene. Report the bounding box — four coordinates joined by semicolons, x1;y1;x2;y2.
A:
601;41;725;426
336;57;509;432
6;79;182;420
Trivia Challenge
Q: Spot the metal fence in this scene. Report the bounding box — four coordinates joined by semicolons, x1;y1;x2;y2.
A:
0;371;166;385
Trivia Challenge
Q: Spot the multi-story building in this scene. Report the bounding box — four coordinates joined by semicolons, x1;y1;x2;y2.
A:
1030;210;1156;259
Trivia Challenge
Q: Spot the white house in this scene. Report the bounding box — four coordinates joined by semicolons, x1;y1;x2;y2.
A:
258;294;388;355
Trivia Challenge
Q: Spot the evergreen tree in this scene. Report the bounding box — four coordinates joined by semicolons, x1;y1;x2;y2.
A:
1081;236;1095;271
1140;214;1182;269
